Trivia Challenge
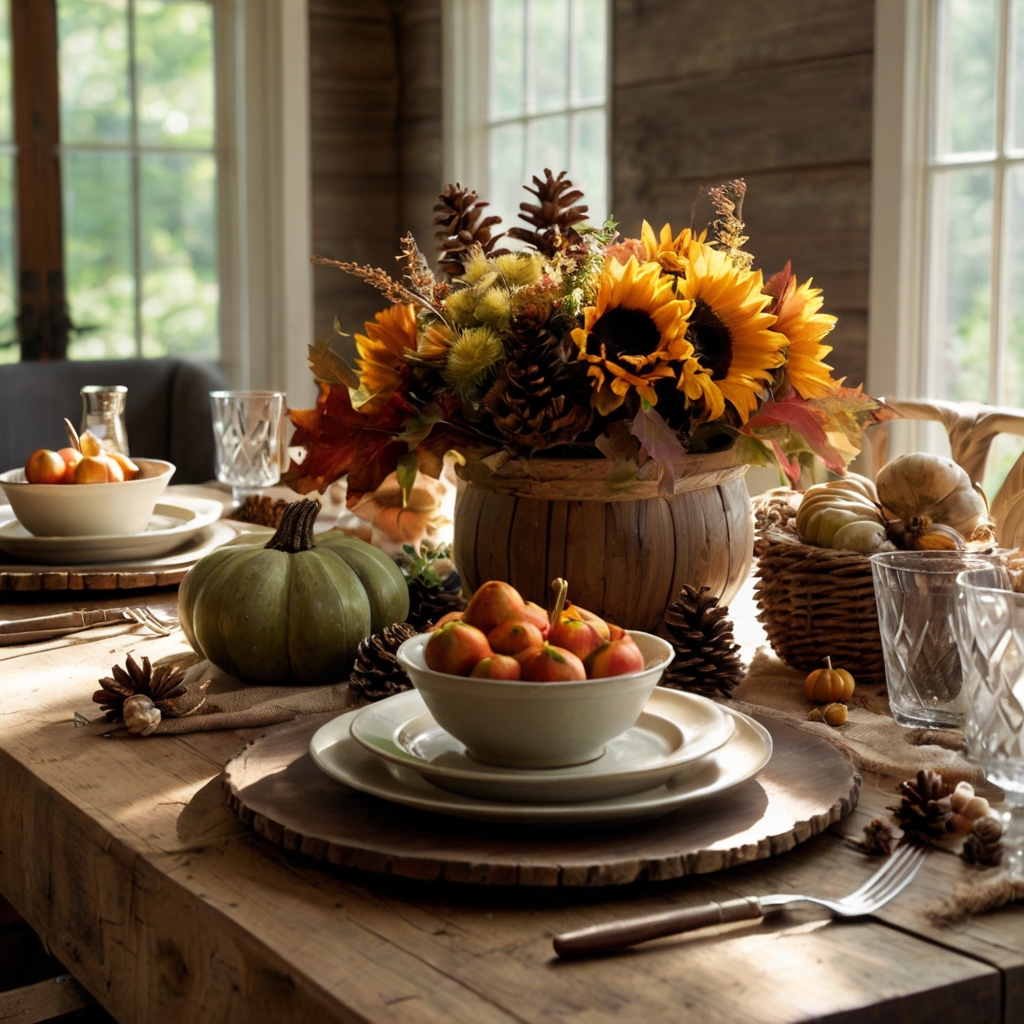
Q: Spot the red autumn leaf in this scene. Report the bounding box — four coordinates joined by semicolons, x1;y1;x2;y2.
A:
283;382;415;505
742;396;847;476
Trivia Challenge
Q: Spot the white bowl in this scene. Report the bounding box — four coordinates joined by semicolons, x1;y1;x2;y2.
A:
395;630;675;769
0;459;175;537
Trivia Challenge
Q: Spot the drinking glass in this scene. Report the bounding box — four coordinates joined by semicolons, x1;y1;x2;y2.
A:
870;550;997;729
209;390;285;504
955;566;1024;879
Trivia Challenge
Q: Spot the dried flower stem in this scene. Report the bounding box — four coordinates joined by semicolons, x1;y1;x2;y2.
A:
311;255;439;315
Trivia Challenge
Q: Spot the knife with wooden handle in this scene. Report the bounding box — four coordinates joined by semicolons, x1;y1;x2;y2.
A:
552;897;763;957
0;608;133;645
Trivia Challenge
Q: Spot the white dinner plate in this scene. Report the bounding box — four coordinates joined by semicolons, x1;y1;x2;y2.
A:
350;687;735;803
310;704;772;824
0;497;224;564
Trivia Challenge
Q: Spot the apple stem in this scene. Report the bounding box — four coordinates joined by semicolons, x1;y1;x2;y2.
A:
63;418;82;454
549;577;568;628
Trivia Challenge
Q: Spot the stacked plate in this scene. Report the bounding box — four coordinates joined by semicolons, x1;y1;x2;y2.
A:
310;688;773;824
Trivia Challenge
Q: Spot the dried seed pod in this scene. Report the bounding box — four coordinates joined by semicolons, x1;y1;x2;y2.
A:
950;781;975;813
807;706;825;723
823;702;848;727
122;694;161;736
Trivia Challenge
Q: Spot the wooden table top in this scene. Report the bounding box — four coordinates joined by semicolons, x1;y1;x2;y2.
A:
0;582;1021;1024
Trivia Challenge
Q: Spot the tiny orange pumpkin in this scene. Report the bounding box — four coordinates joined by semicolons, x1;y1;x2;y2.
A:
804;656;855;703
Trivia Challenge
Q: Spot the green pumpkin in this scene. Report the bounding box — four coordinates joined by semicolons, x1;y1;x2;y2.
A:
178;500;409;685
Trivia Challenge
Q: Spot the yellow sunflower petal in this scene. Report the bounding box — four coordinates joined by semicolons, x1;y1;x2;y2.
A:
354;304;418;411
773;275;837;399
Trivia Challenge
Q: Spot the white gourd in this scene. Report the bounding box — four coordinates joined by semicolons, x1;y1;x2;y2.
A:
875;453;988;538
830;520;894;554
795;477;886;547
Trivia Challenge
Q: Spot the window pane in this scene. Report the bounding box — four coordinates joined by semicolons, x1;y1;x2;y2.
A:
490;0;524;119
570;108;605;222
526;114;568;187
933;0;998;156
136;0;215;148
982;434;1024;502
0;156;14;365
1002;165;1024;405
528;0;569;114
64;152;136;359
1012;0;1024;149
140;153;218;358
928;167;993;402
58;0;130;145
572;0;605;104
489;121;525;227
0;0;11;142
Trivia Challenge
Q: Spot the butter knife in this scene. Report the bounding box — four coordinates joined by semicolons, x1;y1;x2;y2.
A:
0;608;136;645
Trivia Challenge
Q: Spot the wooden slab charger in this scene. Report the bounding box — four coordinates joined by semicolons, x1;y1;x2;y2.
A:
0;520;238;592
223;712;861;886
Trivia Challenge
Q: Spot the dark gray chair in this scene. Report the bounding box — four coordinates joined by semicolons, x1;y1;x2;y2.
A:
0;358;228;484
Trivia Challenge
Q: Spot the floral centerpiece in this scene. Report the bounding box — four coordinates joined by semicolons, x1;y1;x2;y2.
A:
284;171;888;628
286;172;884;501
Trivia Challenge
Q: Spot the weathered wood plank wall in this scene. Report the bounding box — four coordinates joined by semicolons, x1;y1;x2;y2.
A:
612;0;875;385
309;0;875;384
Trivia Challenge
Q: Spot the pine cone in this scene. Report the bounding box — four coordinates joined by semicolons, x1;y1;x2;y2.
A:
484;322;592;453
888;770;955;842
433;183;506;277
228;495;290;529
656;586;745;700
507;169;589;256
962;816;1004;867
350;622;418;702
93;653;209;725
847;818;894;856
407;571;467;631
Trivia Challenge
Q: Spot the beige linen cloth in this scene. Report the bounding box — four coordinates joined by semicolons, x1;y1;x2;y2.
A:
80;625;985;789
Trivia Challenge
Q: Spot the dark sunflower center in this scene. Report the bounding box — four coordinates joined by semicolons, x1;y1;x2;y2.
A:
589;307;661;359
688;299;733;380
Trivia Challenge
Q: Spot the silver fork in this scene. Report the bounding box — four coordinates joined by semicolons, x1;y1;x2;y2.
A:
125;607;177;636
552;843;928;958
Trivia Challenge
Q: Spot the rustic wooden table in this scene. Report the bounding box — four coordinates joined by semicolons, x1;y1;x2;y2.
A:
0;583;1021;1024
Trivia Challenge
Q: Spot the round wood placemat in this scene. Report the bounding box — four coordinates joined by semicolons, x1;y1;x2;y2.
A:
0;521;237;592
223;712;861;886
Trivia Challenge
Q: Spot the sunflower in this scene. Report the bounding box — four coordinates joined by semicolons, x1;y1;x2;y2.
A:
571;256;694;415
673;233;787;423
771;273;837;399
354;304;418;411
640;220;694;275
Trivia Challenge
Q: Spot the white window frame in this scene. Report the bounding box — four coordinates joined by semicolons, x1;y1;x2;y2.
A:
441;0;610;230
217;0;315;407
869;0;1022;457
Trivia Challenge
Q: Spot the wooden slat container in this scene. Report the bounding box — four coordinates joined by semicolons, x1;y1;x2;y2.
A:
453;452;753;631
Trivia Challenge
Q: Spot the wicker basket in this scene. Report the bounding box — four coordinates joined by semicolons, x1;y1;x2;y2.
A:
753;492;886;684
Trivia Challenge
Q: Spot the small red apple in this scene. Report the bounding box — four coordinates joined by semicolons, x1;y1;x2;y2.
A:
424;620;493;676
24;449;67;485
584;639;645;679
57;447;83;483
463;581;526;634
428;610;465;631
470;655;521;680
488;619;544;656
519;643;587;682
562;602;611;641
547;615;605;660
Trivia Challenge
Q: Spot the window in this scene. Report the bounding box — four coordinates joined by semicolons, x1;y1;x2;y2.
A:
59;0;218;360
870;0;1024;492
0;2;14;364
444;0;608;231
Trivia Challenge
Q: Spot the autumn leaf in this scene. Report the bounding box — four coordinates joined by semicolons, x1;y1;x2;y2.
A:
283;383;415;505
307;338;360;388
741;395;848;479
631;404;686;495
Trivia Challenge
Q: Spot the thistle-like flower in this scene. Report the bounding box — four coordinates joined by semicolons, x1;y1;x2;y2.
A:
442;327;504;396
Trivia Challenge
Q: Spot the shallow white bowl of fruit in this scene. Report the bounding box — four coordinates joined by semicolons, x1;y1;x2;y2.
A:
396;581;675;770
0;430;175;537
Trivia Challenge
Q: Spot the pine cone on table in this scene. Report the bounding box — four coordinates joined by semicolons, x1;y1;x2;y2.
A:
228;495;290;529
93;653;209;728
350;623;418;702
656;586;745;700
847;818;895;857
888;770;955;843
407;571;467;632
962;816;1004;867
507;169;589;256
433;183;506;277
484;320;592;454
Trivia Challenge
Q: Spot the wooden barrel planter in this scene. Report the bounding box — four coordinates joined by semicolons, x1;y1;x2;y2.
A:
453;451;753;631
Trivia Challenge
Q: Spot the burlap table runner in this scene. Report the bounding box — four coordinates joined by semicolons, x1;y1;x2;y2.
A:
731;647;986;787
83;632;983;792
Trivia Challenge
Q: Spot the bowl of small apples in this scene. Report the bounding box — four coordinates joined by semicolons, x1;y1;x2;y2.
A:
0;421;174;537
396;579;674;769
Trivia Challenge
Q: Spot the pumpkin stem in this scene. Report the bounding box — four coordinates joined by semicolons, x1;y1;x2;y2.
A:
265;499;320;553
825;655;833;671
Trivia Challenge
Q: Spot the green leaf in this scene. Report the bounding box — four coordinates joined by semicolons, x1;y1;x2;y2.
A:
307;338;359;388
395;451;419;509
